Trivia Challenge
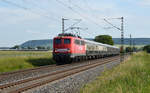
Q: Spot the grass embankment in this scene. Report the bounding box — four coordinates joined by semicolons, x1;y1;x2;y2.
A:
80;52;150;93
0;51;55;73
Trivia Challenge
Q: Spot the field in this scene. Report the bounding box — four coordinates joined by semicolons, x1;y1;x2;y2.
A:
0;51;55;73
80;52;150;93
115;44;145;48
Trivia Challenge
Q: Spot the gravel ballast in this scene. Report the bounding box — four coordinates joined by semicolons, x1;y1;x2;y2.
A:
25;58;122;93
0;60;101;85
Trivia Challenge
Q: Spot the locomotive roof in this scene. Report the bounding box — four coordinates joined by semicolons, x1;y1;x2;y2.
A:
84;39;119;49
58;33;82;38
55;33;118;49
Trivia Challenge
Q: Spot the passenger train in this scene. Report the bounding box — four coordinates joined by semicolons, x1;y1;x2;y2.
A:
53;33;120;65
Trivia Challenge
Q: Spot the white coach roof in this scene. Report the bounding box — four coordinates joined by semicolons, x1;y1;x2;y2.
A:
84;39;119;49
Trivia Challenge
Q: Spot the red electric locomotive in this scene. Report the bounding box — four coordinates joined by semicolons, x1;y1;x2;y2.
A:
53;33;86;64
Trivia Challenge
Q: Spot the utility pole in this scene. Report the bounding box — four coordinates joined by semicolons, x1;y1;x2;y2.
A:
103;17;124;62
130;34;132;48
62;18;68;34
120;17;124;62
62;18;64;34
133;40;135;52
62;18;81;34
62;18;65;34
130;34;132;54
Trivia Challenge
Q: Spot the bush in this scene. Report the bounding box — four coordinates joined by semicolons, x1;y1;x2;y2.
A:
143;45;150;53
94;35;114;45
125;47;132;53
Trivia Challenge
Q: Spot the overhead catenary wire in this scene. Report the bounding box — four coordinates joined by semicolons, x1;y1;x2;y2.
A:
67;0;118;31
1;0;59;21
65;1;108;37
0;0;64;36
64;19;82;31
1;0;28;10
2;0;107;30
56;0;107;37
1;0;93;36
82;0;99;18
68;0;106;28
68;0;98;19
103;19;121;31
70;0;103;22
83;0;94;13
79;0;123;30
1;0;117;37
54;0;105;29
22;0;60;21
68;1;122;38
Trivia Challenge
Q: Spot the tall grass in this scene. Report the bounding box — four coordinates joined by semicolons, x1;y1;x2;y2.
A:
0;51;55;73
80;52;150;93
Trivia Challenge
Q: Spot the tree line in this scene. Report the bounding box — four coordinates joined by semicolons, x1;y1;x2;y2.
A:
94;35;150;53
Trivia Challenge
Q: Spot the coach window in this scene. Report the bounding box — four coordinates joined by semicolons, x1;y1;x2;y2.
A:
64;39;71;44
55;39;61;44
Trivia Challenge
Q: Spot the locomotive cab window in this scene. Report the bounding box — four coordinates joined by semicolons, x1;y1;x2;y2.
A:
55;39;61;44
75;39;80;45
64;39;71;44
81;41;85;45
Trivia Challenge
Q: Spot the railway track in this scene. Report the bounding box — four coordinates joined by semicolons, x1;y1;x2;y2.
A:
0;56;120;93
0;59;96;85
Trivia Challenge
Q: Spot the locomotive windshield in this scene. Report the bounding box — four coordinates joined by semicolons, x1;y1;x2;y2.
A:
64;39;71;44
55;39;61;44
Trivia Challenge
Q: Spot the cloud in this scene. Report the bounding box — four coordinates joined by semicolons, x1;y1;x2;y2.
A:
0;7;42;25
138;0;150;6
26;30;51;35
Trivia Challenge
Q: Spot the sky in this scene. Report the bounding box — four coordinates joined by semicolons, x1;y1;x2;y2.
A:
0;0;150;47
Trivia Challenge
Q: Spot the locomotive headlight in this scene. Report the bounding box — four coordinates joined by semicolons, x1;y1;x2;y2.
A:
54;48;57;52
67;48;70;52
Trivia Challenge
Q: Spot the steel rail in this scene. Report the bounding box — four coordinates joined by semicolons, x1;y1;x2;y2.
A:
0;60;85;79
0;56;120;93
0;64;56;76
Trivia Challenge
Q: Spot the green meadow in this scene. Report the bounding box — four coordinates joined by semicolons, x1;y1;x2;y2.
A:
80;52;150;93
115;44;145;48
0;51;55;73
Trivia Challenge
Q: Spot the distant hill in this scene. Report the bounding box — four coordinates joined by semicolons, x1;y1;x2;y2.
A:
19;38;150;49
20;39;53;49
113;38;150;45
0;47;10;49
